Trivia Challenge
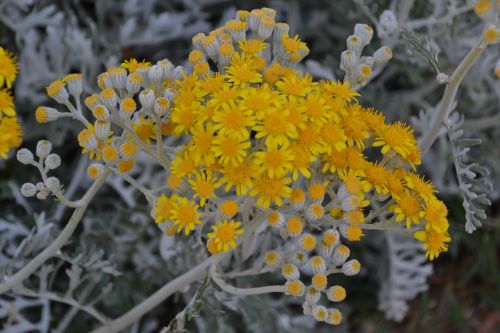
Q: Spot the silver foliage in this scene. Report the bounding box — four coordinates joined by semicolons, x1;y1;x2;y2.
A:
378;232;433;322
446;112;493;233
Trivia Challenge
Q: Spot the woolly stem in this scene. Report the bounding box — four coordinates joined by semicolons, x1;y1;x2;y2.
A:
419;33;487;154
210;265;286;296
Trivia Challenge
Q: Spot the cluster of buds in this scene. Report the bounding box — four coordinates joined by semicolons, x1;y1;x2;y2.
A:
340;24;393;88
18;140;62;199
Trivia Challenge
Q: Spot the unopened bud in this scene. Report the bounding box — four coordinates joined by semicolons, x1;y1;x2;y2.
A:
21;183;37;197
17;148;34;165
45;154;61;169
36;140;52;159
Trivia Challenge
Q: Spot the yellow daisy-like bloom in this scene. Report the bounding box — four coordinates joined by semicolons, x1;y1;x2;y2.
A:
212;134;251;166
188;171;220;206
133;117;156;143
0;117;23;158
250;173;291;208
152;194;177;223
414;227;451;260
239;39;268;54
121;58;151;73
207;219;245;252
225;60;262;86
390;191;423;229
373;122;418;159
171;197;203;235
0;47;18;88
220;159;255;195
253;144;293;178
253;108;297;147
0;89;15;117
213;104;255;139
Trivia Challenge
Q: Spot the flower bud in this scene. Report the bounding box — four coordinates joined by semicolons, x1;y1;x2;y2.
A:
281;263;300;280
17;148;34;165
45;177;61;192
148;65;164;83
99;88;117;109
305;287;321;304
154;97;170;117
46;80;69;104
36;140;52;159
92;105;110;121
346;35;363;55
126;73;143;94
94;120;111;140
354;23;373;46
64;73;83;97
21;183;37;197
87;163;105;179
108;67;127;89
35;106;62;124
340;50;358;71
342;259;361;276
332;244;350;266
139;88;155;110
45;154;61;170
373;46;393;66
312;305;328;322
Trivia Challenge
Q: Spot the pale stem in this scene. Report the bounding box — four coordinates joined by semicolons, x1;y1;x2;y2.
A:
64;100;90;127
210;265;286;296
419;33;487;154
0;170;109;295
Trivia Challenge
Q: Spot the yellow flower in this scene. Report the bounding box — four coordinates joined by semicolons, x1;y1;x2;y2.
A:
133;117;156;143
212;134;250;166
220;159;255;195
0;89;15;117
188;122;216;166
238;39;268;54
253;144;293;177
0;117;22;158
253;109;296;148
250;173;291;208
275;73;315;96
170;150;196;178
390;190;423;229
213;104;255;139
225;61;262;86
414;227;451;260
373;122;417;158
420;198;449;232
171;102;201;135
121;58;151;73
188;171;220;206
282;34;308;54
207;219;244;252
320;80;359;102
0;47;18;88
152;194;177;223
171;197;203;235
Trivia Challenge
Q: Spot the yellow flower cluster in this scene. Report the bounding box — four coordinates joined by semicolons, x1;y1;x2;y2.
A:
37;7;451;326
0;47;22;159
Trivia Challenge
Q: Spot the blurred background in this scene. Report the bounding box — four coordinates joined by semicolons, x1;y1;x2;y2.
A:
1;0;499;332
